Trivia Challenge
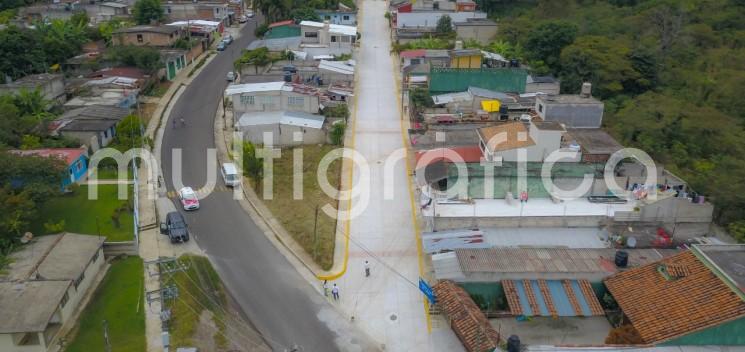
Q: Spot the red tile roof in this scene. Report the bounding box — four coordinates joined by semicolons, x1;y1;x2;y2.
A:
433;280;500;352
400;49;426;59
604;250;745;344
415;146;483;168
268;20;294;28
10;148;86;165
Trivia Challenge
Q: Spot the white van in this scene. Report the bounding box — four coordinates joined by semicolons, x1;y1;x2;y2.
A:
221;163;240;187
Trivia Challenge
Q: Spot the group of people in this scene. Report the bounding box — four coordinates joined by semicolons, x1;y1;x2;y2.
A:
323;260;371;301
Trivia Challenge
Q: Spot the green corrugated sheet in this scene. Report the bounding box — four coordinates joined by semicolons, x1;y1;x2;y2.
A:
264;25;301;40
660;317;745;346
429;68;528;94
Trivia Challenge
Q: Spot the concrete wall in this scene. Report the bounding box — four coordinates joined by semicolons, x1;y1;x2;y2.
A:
536;97;604;129
525;81;560;95
0;333;47;352
240;124;326;146
455;24;498;45
231;91;320;115
0;77;66;103
450;55;481;69
431;215;608;231
397;11;486;28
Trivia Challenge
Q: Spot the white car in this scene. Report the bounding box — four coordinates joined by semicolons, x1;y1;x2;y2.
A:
178;187;200;210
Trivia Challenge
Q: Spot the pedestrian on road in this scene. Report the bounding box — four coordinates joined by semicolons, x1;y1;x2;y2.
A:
322;280;328;297
364;260;370;277
180;117;186;127
331;283;339;301
172;118;177;129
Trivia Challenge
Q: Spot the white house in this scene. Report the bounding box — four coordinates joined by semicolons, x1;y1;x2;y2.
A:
299;20;357;56
0;233;106;352
237;110;327;146
477;120;575;163
226;81;321;115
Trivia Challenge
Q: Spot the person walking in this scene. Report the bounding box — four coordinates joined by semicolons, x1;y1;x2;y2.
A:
331;283;339;301
364;260;370;277
180;117;186;127
322;280;328;297
172;118;177;129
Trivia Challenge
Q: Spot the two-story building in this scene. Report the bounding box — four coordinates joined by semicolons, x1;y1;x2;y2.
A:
299;20;357;56
535;83;604;128
112;25;183;47
0;233;106;352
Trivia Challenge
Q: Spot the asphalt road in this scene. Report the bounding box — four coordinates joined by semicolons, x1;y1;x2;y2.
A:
160;19;362;352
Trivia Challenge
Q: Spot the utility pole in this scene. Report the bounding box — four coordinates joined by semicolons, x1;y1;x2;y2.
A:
103;320;111;352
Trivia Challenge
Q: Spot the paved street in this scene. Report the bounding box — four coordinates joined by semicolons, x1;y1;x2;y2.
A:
159;19;372;352
330;1;463;351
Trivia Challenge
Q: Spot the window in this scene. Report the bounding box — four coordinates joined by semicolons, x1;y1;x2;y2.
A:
343;15;349;20
60;291;69;308
75;160;83;171
538;103;543;113
288;96;304;106
136;34;143;43
411;58;421;65
324;15;331;20
104;129;108;138
331;36;337;42
166;6;171;13
74;272;85;290
240;95;255;105
304;31;318;38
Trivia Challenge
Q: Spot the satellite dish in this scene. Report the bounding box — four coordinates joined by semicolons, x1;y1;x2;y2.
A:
20;232;34;244
627;236;637;248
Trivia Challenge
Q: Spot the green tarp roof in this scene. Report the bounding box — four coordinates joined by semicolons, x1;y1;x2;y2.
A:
429;68;528;94
264;25;301;40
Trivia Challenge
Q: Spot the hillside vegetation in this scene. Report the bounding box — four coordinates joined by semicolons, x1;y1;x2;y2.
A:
482;0;745;227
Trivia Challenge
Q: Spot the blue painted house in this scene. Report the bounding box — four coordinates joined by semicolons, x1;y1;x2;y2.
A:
11;148;89;189
315;10;357;25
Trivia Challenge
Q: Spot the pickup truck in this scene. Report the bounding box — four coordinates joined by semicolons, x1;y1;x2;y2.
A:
160;211;190;243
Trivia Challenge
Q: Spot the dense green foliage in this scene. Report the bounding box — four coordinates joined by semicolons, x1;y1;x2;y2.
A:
132;0;165;25
330;122;346;145
491;0;745;225
436;14;454;35
107;45;162;73
254;0;354;23
0;19;89;79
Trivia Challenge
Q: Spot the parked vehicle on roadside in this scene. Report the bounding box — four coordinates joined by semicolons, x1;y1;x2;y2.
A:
221;163;240;187
178;187;200;210
238;15;248;23
160;212;190;243
226;71;236;81
216;41;226;51
222;34;233;44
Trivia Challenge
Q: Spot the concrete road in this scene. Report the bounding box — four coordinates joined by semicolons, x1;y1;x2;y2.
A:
159;19;370;352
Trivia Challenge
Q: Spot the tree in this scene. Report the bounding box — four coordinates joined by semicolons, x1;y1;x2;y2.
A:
436;15;453;35
236;47;272;73
329;122;346;145
242;141;263;189
132;0;165;25
114;114;145;149
0;26;48;79
0;152;66;203
524;21;577;72
108;45;162;72
290;7;320;22
70;10;89;28
410;88;433;110
254;23;269;38
0;186;36;247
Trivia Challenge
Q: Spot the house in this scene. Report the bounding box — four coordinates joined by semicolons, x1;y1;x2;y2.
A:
112;25;183;47
481;50;510;68
525;75;560;95
53;105;131;151
164;1;231;26
0;233;106;352
535;83;604;128
160;49;188;81
299;20;357;56
429;68;527;94
236;110;327;146
395;11;487;29
0;73;66;104
88;67;148;84
604;245;745;346
454;18;497;45
9;148;88;188
455;0;477;11
477;120;569;163
226;81;321;115
315;10;356;25
449;49;482;69
565;128;623;163
64;76;139;108
317;60;355;83
166;19;225;38
91;2;129;22
433;280;500;352
400;49;426;68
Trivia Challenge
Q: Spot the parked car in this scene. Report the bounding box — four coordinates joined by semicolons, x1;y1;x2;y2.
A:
238;15;248;23
226;71;236;81
282;65;297;74
222;35;233;44
178;187;200;210
246;11;254;18
221;162;240;187
160;212;190;243
216;41;226;51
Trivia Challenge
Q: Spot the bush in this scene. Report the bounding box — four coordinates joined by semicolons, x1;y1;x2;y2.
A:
330;122;346;145
254;23;269;38
44;220;66;234
728;221;745;243
322;105;349;120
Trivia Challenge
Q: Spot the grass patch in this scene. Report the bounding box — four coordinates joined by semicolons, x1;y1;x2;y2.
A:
33;185;134;241
257;145;341;270
65;256;145;352
89;167;134;180
165;255;228;349
147;80;171;97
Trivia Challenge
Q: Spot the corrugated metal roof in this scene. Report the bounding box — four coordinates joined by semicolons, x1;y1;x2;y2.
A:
318;60;354;75
432;91;472;105
504;279;605;317
237;111;325;129
429;68;528;94
225;82;286;95
299;21;357;36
